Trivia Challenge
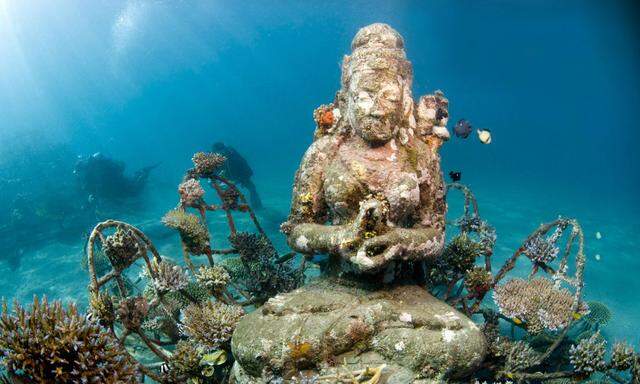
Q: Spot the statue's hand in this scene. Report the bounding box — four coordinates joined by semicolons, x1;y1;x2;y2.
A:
351;230;403;271
352;198;388;234
337;198;389;256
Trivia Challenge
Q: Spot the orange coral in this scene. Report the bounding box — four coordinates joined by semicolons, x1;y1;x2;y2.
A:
318;109;334;127
313;104;335;128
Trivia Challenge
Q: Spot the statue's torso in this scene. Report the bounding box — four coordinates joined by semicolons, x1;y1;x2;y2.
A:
323;136;428;226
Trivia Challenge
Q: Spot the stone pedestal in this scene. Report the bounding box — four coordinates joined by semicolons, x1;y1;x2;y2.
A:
231;278;486;383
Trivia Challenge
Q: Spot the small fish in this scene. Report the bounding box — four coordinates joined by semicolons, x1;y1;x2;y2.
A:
454;119;472;138
572;312;583;320
448;171;461;182
595;254;601;261
477;129;492;144
595;231;602;240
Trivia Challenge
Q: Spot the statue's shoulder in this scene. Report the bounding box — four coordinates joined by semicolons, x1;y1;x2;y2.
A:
300;135;343;166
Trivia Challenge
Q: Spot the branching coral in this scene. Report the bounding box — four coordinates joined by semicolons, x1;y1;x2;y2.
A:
465;267;493;298
0;296;138;383
162;209;210;255
428;233;483;286
179;300;244;350
153;260;190;293
229;232;301;301
89;290;116;328
500;340;540;373
195;265;231;293
178;178;205;206
192;152;226;177
569;332;607;375
117;296;149;331
611;342;635;371
166;340;202;380
103;226;140;270
493;277;588;333
523;227;564;264
441;233;483;274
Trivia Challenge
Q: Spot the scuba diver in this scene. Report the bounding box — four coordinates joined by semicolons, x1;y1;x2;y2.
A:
211;142;263;210
73;152;158;201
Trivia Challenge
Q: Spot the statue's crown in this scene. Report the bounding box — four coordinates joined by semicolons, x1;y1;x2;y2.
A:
351;23;404;51
342;23;412;87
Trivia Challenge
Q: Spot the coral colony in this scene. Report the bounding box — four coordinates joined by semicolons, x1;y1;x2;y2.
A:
0;23;638;384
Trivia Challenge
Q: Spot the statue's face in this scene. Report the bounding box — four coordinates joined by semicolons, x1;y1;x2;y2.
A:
348;71;403;144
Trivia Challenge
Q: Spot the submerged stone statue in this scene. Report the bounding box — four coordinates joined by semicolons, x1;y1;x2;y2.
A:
232;24;486;383
281;23;451;277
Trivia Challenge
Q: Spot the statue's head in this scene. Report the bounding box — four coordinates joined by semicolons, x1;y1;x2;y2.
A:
341;24;414;144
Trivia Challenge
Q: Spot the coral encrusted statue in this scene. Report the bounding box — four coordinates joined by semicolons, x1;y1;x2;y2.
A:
282;23;451;276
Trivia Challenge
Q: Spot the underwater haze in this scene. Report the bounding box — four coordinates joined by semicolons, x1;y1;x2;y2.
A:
1;0;639;372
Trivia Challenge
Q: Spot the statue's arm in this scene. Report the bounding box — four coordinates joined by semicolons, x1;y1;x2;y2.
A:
282;137;352;254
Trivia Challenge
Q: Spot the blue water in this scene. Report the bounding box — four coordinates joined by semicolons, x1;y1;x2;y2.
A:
1;0;638;355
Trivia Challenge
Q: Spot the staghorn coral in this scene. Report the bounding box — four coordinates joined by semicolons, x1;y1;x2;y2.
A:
569;331;607;374
179;300;244;350
0;296;138;383
162;209;210;255
500;340;541;373
178;178;205;206
103;226;140;270
523;227;563;264
89;290;116;328
633;355;640;384
153;260;190;293
493;277;588;333
117;296;149;331
195;265;231;293
192;152;226;177
611;342;635;371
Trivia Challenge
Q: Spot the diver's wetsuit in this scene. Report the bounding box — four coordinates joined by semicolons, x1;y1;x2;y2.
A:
74;153;157;200
212;143;263;210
